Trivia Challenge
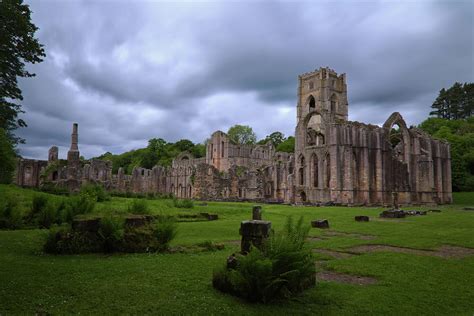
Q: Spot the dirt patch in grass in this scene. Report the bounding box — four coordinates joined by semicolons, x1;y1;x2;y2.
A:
316;270;378;285
349;244;474;259
313;248;356;259
322;231;377;240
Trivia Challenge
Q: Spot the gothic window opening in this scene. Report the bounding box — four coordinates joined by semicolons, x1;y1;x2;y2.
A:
312;155;319;187
325;154;331;188
299;155;305;186
309;95;316;110
309;81;314;90
221;141;224;157
330;94;338;113
300;191;307;202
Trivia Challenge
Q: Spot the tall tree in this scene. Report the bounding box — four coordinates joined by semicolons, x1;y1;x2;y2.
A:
430;82;474;120
0;0;45;145
0;128;16;183
227;124;257;145
258;131;285;147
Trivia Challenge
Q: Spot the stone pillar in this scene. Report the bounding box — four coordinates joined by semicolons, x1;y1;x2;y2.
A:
252;205;262;220
67;123;80;169
240;220;271;253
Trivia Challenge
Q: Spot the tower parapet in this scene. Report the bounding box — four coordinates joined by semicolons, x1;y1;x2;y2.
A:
297;66;348;121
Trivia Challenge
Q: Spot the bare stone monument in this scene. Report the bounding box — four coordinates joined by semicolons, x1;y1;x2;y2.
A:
240;207;271;253
252;205;262;220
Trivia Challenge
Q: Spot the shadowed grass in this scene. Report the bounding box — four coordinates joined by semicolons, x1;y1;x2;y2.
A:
0;185;473;314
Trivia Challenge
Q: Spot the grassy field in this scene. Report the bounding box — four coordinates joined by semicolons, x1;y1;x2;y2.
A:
1;184;473;315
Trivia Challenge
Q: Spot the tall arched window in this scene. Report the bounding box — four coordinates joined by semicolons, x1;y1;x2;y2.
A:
309;95;316;110
299;155;305;186
312;155;319;187
330;94;338;113
325;154;331;188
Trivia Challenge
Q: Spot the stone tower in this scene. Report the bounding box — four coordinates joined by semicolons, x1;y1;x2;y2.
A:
293;67;348;203
67;123;80;167
296;67;348;122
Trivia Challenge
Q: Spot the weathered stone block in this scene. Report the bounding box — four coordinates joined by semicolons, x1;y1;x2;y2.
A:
72;218;100;232
240;220;272;253
124;215;153;228
252;205;262;220
311;219;329;228
355;216;369;222
380;210;406;218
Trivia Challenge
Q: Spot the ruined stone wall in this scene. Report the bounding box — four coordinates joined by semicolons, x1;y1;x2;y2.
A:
14;67;452;206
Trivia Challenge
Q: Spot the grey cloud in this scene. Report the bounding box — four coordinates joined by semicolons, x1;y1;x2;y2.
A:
16;0;474;159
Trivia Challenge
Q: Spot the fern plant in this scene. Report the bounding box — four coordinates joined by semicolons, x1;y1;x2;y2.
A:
212;216;315;303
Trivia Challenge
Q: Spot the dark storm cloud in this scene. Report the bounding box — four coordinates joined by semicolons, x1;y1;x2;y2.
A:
16;0;474;159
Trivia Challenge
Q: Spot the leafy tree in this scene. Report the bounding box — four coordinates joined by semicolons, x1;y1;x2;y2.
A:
191;143;206;158
227;124;257;145
0;128;16;184
174;139;194;152
430;82;473;120
0;0;45;144
258;131;285;147
276;136;295;153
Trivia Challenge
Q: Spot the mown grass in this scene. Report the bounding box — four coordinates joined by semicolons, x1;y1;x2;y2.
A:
0;185;473;315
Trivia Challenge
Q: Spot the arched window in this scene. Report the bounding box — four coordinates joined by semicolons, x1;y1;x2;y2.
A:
221;141;225;157
330;94;338;113
312;155;319;187
299;156;305;186
299;168;304;185
325;154;331;188
309;95;316;110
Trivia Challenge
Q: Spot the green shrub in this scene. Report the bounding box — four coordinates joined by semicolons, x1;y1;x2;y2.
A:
98;216;124;252
212;216;315;303
128;199;149;215
64;193;96;221
37;201;59;229
31;194;49;216
80;184;110;202
154;216;178;251
0;195;22;229
173;198;194;209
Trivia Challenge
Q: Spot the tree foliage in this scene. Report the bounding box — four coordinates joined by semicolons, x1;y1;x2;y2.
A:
276;136;295;153
257;131;295;153
258;131;285;147
430;82;473;120
0;128;16;183
95;138;206;174
0;0;45;144
227;125;257;145
419;117;474;191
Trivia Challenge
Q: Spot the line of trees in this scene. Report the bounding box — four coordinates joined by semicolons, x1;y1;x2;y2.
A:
430;82;473;120
0;0;44;183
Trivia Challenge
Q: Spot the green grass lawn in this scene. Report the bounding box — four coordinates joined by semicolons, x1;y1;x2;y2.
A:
1;184;474;315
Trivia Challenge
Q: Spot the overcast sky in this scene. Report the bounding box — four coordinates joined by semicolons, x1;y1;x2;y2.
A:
16;0;474;160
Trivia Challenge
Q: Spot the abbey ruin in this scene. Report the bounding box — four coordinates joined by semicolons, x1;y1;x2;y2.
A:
15;67;453;205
